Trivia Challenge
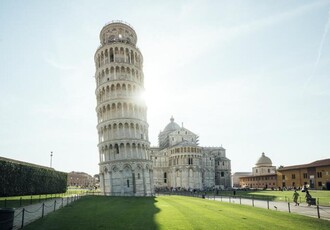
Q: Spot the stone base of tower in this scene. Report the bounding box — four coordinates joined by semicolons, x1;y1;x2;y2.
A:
99;161;154;196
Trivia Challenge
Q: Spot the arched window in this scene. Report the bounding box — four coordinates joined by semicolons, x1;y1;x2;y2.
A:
110;48;114;62
115;144;119;154
164;172;167;183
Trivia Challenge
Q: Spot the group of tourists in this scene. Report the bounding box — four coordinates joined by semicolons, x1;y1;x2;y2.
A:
292;186;315;206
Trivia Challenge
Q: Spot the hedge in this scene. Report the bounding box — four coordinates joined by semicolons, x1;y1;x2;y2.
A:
0;159;67;196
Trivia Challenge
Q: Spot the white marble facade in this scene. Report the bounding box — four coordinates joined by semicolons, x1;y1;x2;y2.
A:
95;21;231;195
95;21;153;196
151;117;231;190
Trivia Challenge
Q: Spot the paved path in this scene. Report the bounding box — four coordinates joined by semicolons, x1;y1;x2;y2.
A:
12;195;80;229
206;195;330;221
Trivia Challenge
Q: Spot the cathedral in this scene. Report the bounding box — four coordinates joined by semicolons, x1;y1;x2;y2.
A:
95;21;231;195
151;117;231;191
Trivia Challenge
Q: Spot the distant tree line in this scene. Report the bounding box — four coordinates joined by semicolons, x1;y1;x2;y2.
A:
0;159;67;196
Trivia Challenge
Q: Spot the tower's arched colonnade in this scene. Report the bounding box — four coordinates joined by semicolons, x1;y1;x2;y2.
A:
95;21;153;196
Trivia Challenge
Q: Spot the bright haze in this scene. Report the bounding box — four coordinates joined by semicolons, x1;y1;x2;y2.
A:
0;1;329;176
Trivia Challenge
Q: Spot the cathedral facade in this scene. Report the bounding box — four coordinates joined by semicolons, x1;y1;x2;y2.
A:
151;117;231;190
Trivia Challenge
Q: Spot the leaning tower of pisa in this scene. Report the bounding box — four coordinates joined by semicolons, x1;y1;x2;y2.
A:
94;21;153;196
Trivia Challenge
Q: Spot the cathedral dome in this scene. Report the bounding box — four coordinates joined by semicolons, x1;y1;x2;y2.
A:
256;152;272;166
163;116;180;133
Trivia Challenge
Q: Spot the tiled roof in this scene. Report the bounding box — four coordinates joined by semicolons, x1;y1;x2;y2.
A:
277;158;330;171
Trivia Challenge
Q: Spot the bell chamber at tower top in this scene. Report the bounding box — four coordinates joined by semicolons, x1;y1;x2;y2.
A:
100;21;137;47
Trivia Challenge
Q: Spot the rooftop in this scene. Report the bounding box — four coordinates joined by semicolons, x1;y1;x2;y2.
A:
104;20;135;30
163;116;180;133
277;158;330;171
256;152;272;166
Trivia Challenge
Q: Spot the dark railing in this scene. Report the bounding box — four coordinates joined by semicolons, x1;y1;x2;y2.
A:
104;20;135;30
155;191;329;220
0;193;68;209
2;195;82;229
2;191;328;229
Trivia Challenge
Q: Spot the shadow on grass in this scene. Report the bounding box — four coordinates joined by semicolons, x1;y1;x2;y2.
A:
233;191;277;201
24;195;160;230
163;190;279;202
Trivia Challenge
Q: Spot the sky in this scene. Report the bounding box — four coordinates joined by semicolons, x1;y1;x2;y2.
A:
0;0;329;176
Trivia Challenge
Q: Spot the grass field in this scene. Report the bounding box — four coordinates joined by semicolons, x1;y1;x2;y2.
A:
3;189;328;208
0;188;90;208
207;190;330;206
24;195;329;230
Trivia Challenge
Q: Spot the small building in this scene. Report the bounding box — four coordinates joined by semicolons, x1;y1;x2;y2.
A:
277;158;330;190
67;171;95;188
232;172;251;188
239;153;277;189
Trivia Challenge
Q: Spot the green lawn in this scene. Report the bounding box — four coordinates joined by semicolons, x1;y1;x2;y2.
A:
207;190;330;206
24;196;329;230
0;188;90;208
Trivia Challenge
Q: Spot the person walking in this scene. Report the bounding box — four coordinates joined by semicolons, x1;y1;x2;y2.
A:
305;190;312;206
292;190;299;206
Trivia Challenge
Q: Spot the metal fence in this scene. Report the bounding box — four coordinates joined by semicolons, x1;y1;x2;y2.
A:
84;191;156;197
156;191;330;221
84;190;330;220
0;195;82;229
0;194;67;209
2;191;328;229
